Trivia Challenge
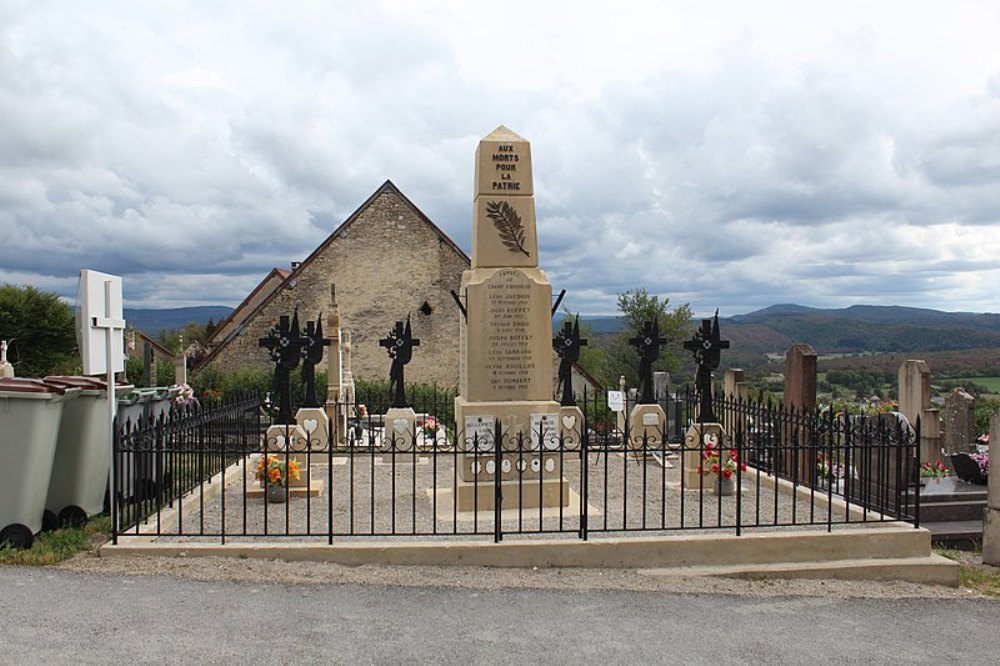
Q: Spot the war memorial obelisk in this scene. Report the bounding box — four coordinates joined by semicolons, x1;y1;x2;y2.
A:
453;126;567;511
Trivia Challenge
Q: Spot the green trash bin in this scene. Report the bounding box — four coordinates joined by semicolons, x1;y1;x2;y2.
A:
42;376;133;529
0;378;79;549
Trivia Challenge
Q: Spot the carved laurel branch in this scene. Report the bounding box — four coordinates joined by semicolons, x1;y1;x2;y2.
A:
485;200;529;257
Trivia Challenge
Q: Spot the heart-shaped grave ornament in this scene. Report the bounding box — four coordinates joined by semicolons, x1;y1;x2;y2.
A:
302;419;318;434
561;414;576;430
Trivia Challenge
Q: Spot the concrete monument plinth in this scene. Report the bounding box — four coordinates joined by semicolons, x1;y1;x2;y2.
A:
682;422;728;490
295;407;329;450
383;406;417;452
628;403;666;449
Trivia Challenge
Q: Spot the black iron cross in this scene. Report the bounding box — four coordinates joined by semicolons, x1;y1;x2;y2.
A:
259;309;309;425
628;320;667;404
301;316;331;408
683;310;730;422
553;316;587;407
379;316;420;408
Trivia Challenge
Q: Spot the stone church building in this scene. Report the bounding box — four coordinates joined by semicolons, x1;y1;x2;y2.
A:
197;181;470;386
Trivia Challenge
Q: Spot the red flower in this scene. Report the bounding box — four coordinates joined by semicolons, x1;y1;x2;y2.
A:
722;468;733;479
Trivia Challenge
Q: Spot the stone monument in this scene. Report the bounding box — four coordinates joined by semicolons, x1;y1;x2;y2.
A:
0;340;13;378
324;285;347;447
898;360;942;463
943;387;976;454
453;126;565;511
982;413;1000;565
783;343;817;480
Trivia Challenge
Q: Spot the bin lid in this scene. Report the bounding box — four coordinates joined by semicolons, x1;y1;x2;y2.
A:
0;377;69;394
44;375;134;392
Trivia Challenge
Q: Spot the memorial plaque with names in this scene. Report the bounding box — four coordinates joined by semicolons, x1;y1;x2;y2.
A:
530;412;558;451
463;414;496;452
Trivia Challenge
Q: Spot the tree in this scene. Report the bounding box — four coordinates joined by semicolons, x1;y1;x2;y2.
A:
607;288;693;389
0;284;79;378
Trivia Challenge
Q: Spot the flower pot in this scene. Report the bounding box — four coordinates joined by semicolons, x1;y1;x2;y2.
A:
266;484;287;503
714;476;736;496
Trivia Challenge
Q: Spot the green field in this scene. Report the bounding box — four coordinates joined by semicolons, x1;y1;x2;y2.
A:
951;376;1000;394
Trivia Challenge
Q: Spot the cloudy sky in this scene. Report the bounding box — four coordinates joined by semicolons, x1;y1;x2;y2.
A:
2;1;999;316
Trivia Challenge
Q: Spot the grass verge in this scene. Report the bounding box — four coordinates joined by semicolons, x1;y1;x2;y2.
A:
935;547;1000;597
0;516;110;566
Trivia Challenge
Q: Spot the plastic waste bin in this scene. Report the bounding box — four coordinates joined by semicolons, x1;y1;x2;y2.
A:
0;378;79;549
116;387;181;502
42;376;133;529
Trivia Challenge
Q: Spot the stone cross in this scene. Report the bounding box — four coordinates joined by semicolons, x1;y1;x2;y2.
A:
629;320;667;404
301;316;331;408
553;316;587;407
684;310;730;422
380;316;420;408
259;309;308;424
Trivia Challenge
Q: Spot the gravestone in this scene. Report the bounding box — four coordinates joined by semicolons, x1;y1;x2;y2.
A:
453;126;566;511
898;360;942;463
723;368;750;444
295;315;331;450
174;335;187;385
782;344;817;481
0;341;13;378
681;312;730;489
943;387;976;454
627;320;668;448
553;316;585;445
653;372;671;401
380;317;419;450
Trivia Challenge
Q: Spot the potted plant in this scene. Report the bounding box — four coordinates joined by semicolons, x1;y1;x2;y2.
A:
254;454;302;503
697;440;747;496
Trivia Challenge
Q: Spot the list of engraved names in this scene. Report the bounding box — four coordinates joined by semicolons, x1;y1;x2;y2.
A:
484;269;536;394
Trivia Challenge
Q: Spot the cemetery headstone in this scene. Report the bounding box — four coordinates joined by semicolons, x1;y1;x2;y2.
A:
296;314;331;451
627;320;668;448
898;359;942;463
943;387;976;454
0;340;13;378
681;312;730;489
324;285;349;447
783;343;817;480
380;317;419;449
174;334;187;385
553;316;586;444
258;310;311;487
453;126;566;511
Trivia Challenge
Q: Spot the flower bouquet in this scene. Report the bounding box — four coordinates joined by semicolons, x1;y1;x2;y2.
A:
816;453;845;481
698;440;746;495
419;415;439;439
254;454;301;487
920;459;949;478
174;383;196;406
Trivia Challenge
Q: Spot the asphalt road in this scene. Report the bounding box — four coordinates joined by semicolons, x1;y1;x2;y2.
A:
1;567;998;664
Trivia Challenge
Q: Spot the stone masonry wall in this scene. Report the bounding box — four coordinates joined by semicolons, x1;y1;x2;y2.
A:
203;188;468;387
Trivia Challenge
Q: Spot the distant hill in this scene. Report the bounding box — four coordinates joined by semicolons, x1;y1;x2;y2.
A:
125;306;232;336
726;304;1000;356
556;303;1000;361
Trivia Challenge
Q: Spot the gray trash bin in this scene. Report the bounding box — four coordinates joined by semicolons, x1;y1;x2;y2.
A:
0;378;79;549
42;376;133;529
116;386;181;502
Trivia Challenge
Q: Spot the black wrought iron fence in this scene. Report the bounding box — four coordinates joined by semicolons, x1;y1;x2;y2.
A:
112;386;920;543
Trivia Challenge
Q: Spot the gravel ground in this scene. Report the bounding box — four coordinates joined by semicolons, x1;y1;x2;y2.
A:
135;451;884;541
80;450;987;599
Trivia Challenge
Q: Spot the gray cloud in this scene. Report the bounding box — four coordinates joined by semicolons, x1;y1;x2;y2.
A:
1;2;998;317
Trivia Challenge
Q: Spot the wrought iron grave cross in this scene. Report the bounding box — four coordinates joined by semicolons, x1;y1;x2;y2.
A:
259;309;309;424
301;316;331;408
683;310;730;422
553;316;587;406
628;320;667;405
379;316;420;408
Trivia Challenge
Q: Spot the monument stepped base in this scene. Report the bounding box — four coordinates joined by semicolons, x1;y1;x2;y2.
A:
452;476;569;512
